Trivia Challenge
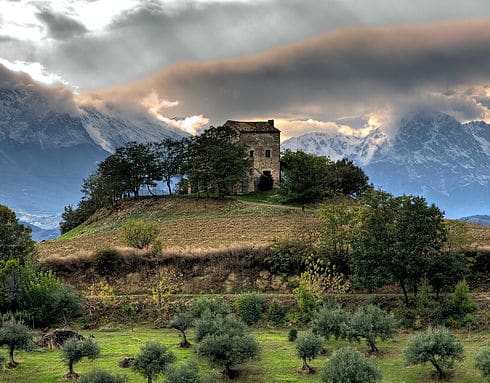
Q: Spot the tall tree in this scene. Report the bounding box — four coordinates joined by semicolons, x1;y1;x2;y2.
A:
0;205;35;262
153;139;186;195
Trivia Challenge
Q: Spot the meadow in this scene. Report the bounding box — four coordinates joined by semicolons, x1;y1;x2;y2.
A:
1;326;487;383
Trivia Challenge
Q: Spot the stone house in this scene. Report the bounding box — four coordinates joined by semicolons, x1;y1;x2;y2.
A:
223;119;281;193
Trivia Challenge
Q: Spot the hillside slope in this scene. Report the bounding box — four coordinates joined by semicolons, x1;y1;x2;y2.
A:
37;196;311;258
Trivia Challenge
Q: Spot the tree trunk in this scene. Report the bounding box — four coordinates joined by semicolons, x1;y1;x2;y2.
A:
8;346;17;367
368;340;379;354
148;376;152;383
166;178;172;196
147;184;155;196
179;330;191;348
430;359;445;379
400;281;410;306
301;358;314;374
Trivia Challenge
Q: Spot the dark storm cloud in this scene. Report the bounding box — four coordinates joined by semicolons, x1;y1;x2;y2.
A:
86;20;490;125
36;8;88;39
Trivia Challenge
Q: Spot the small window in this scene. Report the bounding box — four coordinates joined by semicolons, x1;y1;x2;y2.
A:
249;150;255;158
265;149;272;158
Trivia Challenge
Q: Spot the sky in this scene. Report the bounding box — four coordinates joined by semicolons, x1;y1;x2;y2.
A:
3;0;490;137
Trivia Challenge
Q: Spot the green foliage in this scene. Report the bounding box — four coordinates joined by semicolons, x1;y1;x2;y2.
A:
235;293;266;325
427;252;469;298
350;190;446;305
295;330;323;373
195;314;247;343
153;138;186;196
280;150;332;203
187;126;249;198
0;318;32;367
0;205;35;263
313;306;350;340
0;259;28;312
189;297;231;320
288;328;298;342
121;219;160;249
93;248;122;276
346;305;398;353
443;279;477;328
62;338;100;377
475;347;490;378
131;341;176;383
267;300;287;326
78;368;128;383
321;347;382;383
326;158;370;198
164;358;215;383
404;326;464;379
266;240;306;275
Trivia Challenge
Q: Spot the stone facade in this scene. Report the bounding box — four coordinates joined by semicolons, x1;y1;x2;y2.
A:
223;120;281;193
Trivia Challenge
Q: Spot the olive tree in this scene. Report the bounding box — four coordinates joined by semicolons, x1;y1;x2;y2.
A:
79;368;128;383
404;327;464;379
132;341;176;383
475;347;490;378
295;331;324;374
0;318;32;368
321;347;381;383
346;305;398;353
165;358;215;383
62;337;100;379
168;310;193;348
314;306;350;340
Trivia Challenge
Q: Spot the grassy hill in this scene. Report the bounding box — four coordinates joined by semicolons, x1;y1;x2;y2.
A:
37;195;314;258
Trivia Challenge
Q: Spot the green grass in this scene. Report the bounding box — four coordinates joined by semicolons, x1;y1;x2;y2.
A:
1;327;487;382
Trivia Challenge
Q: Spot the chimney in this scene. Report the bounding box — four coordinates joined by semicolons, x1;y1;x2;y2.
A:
268;119;274;126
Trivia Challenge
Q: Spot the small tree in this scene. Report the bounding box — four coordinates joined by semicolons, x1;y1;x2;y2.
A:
235;293;266;326
0;318;32;368
62;337;100;379
0;205;35;262
132;341;176;383
165;358;215;383
295;331;324;374
168;309;193;348
404;326;464;379
475;347;490;378
78;368;127;383
445;279;477;328
314;306;350;340
321;347;381;383
347;305;398;353
189;297;231;320
121;219;160;249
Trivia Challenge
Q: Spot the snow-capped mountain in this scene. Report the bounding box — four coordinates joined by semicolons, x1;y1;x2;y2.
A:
0;85;186;232
283;112;490;217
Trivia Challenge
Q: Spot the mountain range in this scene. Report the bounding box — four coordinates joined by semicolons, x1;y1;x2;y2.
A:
0;84;186;231
283;111;490;218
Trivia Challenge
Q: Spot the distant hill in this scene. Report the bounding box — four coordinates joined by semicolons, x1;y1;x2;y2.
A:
283;111;490;218
460;215;490;226
20;222;60;242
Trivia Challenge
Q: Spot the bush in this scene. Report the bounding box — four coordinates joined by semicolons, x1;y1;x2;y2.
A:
62;337;100;379
93;249;122;276
78;369;127;383
404;326;464;380
0;318;32;368
266;240;306;275
314;306;350;340
288;328;298;342
295;330;323;374
267;300;287;326
165;358;215;383
321;347;381;383
347;305;398;353
475;347;490;378
235;293;266;325
190;297;231;320
132;341;176;383
121;219;160;249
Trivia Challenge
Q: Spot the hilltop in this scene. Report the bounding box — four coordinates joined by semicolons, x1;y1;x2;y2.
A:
37;195;313;258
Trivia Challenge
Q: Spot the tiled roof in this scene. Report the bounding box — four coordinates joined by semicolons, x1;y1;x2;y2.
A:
223;120;280;133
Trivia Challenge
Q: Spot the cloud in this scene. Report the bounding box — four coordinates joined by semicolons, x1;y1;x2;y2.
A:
36;8;88;39
85;19;490;136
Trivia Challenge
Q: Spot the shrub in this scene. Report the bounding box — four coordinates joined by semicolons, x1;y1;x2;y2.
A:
267;300;287;326
295;330;323;374
288;328;298;342
121;219;160;249
321;347;381;383
190;297;231;320
404;326;464;380
78;368;127;383
475;347;490;378
93;249;122;276
314;306;350;340
266;240;306;275
62;337;100;379
132;341;176;383
0;318;32;368
235;293;266;325
164;358;215;383
347;305;398;353
444;279;477;328
168;309;194;347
